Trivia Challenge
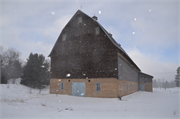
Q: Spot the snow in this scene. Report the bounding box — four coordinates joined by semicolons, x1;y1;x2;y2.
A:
66;74;71;77
51;12;55;15
0;83;179;119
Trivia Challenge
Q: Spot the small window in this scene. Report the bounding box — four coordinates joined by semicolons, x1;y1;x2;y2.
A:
62;34;66;41
95;27;100;35
68;80;70;82
60;82;64;90
88;80;90;82
96;83;101;92
78;17;82;24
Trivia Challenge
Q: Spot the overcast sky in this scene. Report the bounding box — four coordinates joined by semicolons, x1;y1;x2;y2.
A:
0;0;179;81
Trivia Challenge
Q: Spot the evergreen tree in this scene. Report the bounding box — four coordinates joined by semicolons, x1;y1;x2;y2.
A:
20;53;50;90
175;67;180;87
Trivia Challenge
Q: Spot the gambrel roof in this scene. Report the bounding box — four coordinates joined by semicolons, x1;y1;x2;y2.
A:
49;10;141;71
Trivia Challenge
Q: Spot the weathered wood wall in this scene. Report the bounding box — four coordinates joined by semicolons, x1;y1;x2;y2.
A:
118;53;139;82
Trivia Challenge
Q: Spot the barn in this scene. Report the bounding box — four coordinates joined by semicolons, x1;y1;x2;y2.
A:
49;10;153;98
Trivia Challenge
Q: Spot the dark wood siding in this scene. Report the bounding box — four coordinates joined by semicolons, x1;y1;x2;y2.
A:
50;11;118;79
139;73;153;83
118;53;139;82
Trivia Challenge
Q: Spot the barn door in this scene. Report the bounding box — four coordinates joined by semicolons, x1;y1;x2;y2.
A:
140;85;145;91
72;82;86;97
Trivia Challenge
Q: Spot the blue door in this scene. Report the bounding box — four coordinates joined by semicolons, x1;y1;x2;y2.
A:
140;85;145;91
72;82;86;97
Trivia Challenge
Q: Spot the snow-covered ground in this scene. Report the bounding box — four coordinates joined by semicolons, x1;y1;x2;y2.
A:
0;82;179;119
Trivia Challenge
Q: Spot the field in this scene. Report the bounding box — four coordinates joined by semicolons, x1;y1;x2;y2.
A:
0;83;179;119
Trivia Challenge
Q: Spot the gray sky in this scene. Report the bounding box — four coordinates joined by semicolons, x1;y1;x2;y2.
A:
0;0;179;81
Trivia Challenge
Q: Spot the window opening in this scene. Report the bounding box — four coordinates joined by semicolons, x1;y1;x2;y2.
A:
62;34;66;41
78;17;82;24
96;83;101;92
60;82;64;90
95;27;100;35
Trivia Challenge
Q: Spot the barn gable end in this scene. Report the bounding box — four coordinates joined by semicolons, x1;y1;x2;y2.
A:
49;10;119;79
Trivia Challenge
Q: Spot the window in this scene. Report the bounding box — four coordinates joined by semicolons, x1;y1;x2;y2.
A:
60;82;64;90
96;83;101;92
62;34;66;41
95;27;100;35
78;17;82;24
130;84;131;91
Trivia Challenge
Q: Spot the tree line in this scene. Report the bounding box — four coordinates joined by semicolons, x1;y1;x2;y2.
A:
153;79;177;89
153;67;180;88
0;46;50;91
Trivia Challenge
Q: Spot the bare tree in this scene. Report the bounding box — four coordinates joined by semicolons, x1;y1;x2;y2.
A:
0;46;23;84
